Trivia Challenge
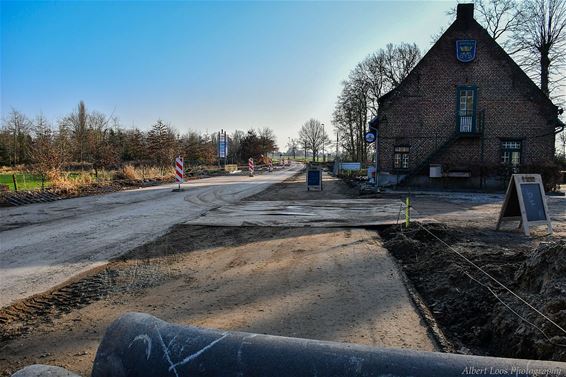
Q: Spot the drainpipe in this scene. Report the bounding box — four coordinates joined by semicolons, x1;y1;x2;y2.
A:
93;313;566;377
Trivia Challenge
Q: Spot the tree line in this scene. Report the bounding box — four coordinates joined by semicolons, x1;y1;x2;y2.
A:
0;101;278;177
332;42;421;162
293;43;421;163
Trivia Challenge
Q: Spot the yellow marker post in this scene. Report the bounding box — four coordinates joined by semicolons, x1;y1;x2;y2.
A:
405;196;411;228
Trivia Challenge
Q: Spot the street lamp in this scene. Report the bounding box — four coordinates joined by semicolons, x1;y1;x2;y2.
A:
335;130;339;160
321;123;325;163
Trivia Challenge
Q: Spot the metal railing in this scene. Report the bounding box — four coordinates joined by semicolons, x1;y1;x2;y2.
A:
458;110;484;134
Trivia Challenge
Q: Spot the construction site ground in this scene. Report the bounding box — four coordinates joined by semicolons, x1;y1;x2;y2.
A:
1;172;565;376
0;172;435;376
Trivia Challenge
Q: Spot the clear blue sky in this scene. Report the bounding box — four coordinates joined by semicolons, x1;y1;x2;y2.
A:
1;1;453;148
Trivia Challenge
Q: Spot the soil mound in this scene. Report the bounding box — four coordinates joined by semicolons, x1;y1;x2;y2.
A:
381;225;566;361
515;241;566;294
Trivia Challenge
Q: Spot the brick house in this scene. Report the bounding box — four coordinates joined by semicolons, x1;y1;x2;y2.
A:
376;3;564;189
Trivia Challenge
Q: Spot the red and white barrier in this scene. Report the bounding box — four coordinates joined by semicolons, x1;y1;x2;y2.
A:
175;156;184;184
248;158;254;177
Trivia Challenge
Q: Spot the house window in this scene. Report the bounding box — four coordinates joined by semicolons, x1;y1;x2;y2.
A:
457;86;477;133
393;146;410;169
501;140;522;167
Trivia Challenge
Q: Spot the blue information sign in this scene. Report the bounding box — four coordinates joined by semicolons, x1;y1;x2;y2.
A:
364;131;376;143
219;133;228;158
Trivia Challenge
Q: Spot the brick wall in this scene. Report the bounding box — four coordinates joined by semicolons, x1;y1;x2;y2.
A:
377;9;557;182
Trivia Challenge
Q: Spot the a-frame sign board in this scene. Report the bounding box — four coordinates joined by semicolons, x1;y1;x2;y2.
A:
496;174;552;236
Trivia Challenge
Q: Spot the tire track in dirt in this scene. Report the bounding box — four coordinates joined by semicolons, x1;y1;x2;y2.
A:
0;258;171;343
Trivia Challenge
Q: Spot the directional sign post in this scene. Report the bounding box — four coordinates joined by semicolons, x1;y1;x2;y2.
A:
218;130;228;167
368;117;379;192
248;158;255;177
364;131;376;144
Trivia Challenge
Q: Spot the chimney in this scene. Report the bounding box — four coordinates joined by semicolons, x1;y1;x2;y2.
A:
456;3;474;21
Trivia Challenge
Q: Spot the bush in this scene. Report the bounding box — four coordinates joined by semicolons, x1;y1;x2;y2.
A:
114;165;140;180
520;163;562;192
50;171;95;194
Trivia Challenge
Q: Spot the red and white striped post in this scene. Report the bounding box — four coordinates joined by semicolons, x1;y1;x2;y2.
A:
248;158;254;177
175;156;184;190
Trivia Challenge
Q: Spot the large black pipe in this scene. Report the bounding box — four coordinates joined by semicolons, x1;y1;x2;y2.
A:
92;312;566;377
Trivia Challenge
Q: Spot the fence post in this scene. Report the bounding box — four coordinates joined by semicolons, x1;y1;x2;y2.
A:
405;195;411;228
12;174;17;192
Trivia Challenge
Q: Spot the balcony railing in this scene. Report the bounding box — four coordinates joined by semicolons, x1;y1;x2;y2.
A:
457;110;484;135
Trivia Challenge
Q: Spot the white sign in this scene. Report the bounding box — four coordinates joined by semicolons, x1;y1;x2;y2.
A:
340;162;361;171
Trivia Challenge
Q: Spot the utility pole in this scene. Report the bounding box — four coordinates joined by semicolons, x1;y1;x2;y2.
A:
375;130;379;192
334;130;340;176
336;131;339;159
322;123;325;163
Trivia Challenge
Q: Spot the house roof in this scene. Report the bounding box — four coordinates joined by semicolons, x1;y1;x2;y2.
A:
378;3;558;115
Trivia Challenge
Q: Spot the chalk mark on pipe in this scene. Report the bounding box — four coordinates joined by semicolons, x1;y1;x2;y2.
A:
169;333;228;372
155;325;180;377
167;335;179;351
237;334;257;367
129;334;152;361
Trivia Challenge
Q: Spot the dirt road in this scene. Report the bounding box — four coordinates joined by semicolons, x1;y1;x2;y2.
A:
0;166;300;308
0;171;436;376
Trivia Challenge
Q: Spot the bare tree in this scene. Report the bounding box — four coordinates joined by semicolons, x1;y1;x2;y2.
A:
32;114;54;179
2;109;32;166
508;0;566;96
361;52;387;117
558;128;566;156
228;130;245;163
58;100;90;163
299;119;329;162
445;0;520;41
332;42;420;162
32;114;72;182
88;111;119;177
382;43;421;88
475;0;521;40
286;138;299;159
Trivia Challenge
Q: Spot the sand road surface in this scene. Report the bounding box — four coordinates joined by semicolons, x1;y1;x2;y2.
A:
0;166;300;307
0;172;436;376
